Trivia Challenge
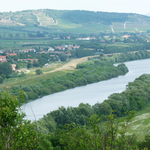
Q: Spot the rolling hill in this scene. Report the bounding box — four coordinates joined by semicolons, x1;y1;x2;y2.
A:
0;9;150;33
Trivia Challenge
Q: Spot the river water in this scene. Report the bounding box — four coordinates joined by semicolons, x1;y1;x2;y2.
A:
21;59;150;121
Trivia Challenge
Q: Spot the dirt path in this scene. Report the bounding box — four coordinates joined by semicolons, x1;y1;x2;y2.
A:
1;56;95;89
44;56;92;74
35;14;42;26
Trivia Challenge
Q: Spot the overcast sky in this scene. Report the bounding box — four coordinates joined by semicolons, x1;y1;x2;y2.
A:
0;0;150;15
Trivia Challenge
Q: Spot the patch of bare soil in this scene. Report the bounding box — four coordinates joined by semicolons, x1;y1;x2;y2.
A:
45;56;97;74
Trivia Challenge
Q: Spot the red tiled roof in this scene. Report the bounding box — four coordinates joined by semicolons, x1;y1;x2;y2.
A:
0;56;6;58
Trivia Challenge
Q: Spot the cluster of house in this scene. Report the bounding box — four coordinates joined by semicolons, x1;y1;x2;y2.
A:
0;44;77;63
122;35;131;38
0;50;39;64
76;35;132;41
55;45;80;51
0;54;38;64
0;52;18;63
76;37;97;40
19;49;36;53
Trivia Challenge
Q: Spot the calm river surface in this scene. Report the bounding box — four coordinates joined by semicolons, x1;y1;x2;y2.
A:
21;59;150;121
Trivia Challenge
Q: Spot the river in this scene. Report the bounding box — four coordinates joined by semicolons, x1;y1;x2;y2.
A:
21;58;150;121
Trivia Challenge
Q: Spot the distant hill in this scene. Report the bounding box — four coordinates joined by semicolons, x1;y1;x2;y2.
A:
0;9;150;33
146;12;150;16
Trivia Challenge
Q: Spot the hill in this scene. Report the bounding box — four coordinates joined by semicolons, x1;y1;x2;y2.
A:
146;12;150;16
0;9;150;33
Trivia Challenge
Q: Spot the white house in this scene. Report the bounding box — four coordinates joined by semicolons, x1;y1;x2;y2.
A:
48;47;55;52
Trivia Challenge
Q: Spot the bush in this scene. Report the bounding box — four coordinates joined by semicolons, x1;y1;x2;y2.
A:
26;92;38;100
0;76;4;84
35;69;43;75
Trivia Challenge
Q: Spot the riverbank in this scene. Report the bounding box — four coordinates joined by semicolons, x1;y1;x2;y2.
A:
21;58;150;121
4;50;150;104
12;57;128;103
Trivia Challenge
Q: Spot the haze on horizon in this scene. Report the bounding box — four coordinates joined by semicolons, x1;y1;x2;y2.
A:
0;0;150;15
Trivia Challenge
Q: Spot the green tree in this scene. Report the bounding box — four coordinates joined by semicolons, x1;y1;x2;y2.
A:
8;33;13;38
0;91;41;149
15;64;20;70
33;60;39;67
36;69;43;75
27;62;32;69
1;74;6;79
60;55;67;62
0;62;12;77
59;111;137;150
0;76;4;84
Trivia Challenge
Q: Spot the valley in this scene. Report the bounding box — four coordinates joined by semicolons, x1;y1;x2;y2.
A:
1;9;150;149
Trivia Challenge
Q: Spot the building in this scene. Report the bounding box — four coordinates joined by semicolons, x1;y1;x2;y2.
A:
91;37;96;40
76;37;90;40
24;49;36;53
25;59;38;64
72;45;80;49
7;53;17;56
122;35;131;38
55;46;65;50
0;56;7;62
18;59;38;64
11;64;16;71
48;47;55;52
19;50;25;53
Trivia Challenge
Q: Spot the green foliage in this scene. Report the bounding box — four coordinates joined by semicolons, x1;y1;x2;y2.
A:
49;104;94;126
0;76;4;84
0;91;40;149
0;62;12;77
33;60;39;67
62;80;76;88
117;63;129;74
93;102;112;116
59;112;137;150
27;62;32;69
59;55;67;62
75;49;94;58
26;91;39;100
138;135;150;149
35;115;57;134
37;134;53;150
39;74;150;132
74;77;87;86
36;69;43;75
1;74;6;79
9;56;129;102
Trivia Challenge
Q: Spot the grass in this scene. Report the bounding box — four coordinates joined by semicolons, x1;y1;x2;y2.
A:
125;103;150;140
2;70;69;90
0;56;88;90
106;42;140;47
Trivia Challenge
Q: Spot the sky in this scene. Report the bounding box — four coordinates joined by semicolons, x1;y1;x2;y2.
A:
0;0;150;15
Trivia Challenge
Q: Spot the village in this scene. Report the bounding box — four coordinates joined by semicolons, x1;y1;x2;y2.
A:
0;32;150;73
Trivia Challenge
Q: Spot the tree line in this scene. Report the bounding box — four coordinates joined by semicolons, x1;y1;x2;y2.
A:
2;64;150;149
34;73;150;149
9;57;128;102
